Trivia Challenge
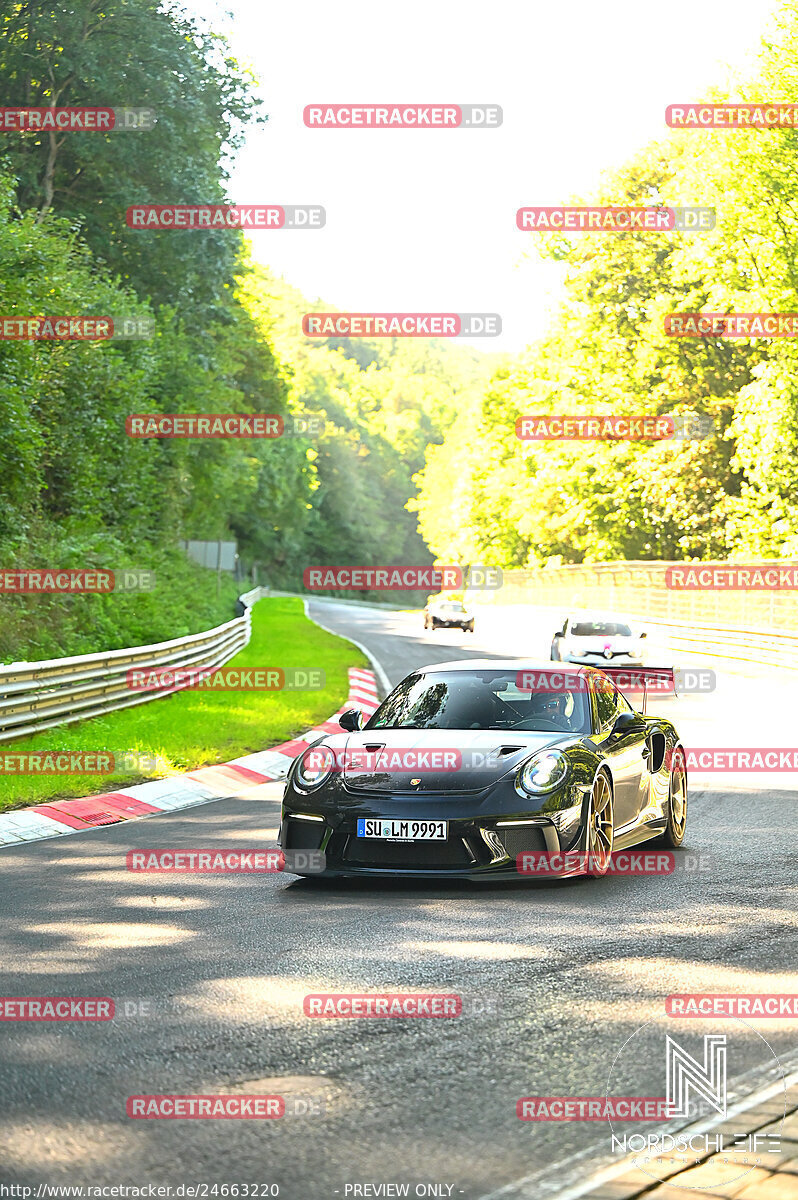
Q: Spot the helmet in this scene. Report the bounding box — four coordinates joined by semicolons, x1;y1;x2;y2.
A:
530;690;568;720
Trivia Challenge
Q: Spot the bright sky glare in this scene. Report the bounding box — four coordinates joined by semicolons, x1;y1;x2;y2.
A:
190;0;780;349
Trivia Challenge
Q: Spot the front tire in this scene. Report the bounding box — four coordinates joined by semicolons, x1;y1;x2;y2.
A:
658;747;687;847
586;771;614;876
551;637;562;661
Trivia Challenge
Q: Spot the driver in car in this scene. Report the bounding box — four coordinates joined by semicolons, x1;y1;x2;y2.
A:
528;689;574;730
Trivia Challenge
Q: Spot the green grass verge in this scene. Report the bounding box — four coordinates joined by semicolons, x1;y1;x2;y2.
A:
0;596;368;813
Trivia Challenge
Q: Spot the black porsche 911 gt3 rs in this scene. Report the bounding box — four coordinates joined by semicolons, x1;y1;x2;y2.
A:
278;659;687;880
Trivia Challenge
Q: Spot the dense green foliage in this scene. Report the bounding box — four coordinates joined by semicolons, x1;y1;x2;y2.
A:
239;266;496;582
3;0;798;668
0;0;487;660
0;0;259;316
413;1;798;565
0;530;242;662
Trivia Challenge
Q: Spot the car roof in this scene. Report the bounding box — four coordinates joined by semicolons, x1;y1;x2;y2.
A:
411;658;593;675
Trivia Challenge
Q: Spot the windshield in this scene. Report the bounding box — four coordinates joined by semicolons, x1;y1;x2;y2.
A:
367;670;590;734
438;602;466;611
571;621;632;638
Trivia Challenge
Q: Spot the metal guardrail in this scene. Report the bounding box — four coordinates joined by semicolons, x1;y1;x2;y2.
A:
0;586;269;743
478;560;798;630
639;618;798;671
474;564;798;671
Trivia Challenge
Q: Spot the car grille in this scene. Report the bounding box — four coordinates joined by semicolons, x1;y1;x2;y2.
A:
343;837;472;869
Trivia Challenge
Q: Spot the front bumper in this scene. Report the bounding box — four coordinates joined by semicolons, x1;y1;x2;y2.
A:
279;803;575;879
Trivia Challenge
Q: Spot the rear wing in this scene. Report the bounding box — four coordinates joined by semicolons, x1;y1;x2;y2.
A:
591;665;676;716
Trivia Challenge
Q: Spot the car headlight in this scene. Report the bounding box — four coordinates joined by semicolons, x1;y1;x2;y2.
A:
295;744;335;790
517;750;569;796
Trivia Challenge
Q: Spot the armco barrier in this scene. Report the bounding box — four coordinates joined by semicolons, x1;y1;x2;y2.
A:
636;617;798;670
0;585;268;743
472;562;798;671
0;667;380;847
476;561;798;627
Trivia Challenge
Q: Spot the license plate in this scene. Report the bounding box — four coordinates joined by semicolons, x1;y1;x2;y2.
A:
357;818;447;841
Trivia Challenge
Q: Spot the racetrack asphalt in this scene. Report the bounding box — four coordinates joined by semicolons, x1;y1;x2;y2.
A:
1;599;796;1198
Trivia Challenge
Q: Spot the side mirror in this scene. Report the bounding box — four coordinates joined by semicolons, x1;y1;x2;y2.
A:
339;708;364;733
611;710;637;737
638;632;647;640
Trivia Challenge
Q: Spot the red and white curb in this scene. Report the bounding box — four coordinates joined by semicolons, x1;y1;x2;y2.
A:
0;668;379;848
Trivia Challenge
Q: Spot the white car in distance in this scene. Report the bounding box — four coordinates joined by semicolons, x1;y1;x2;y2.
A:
550;615;647;664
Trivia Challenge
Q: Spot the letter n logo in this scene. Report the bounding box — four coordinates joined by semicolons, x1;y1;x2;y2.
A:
666;1034;726;1118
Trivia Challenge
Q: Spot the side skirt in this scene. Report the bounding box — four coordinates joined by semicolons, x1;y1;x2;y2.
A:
612;817;668;850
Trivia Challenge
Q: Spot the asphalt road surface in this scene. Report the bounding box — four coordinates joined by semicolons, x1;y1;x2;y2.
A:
1;599;796;1199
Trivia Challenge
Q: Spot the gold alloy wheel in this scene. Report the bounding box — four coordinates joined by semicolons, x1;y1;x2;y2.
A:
670;749;687;840
587;771;614;875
